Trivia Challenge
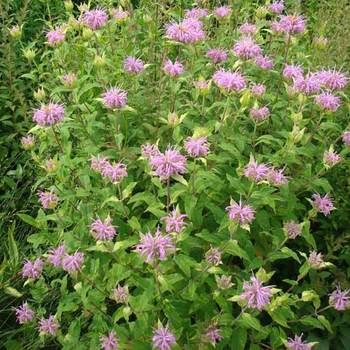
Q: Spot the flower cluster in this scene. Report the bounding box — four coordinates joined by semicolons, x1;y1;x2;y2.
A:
91;156;128;183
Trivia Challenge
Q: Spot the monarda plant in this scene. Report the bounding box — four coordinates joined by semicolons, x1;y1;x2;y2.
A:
12;1;350;349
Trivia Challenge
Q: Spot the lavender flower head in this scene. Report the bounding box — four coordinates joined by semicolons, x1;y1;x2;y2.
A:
33;102;64;126
82;8;108;30
266;167;289;186
233;37;262;59
226;200;255;226
206;49;228;64
213;69;246;93
312;193;334;216
250;106;270;122
184;136;209;157
194;80;210;90
244;160;269;182
184;8;208;19
216;275;234;290
150;147;187;180
38;191;58;209
141;143;160;160
329;285;350;311
214;6;232;19
21;135;35;150
165;18;205;44
315;93;341;112
239;23;258;35
100;331;119;350
123;56;145;74
22;258;43;279
284;221;302;239
90;217;116;241
271;21;284;34
314;69;348;90
251;83;266;96
163;59;184;77
269;1;284;14
308;251;324;268
101;161;127;183
102;88;127;109
38;315;59;336
254;55;274;70
342;131;350;146
283;64;303;79
152;324;176;350
113;285;128;304
61;73;77;87
111;9;129;23
240;275;272;310
324;150;342;167
286;334;312;350
62;252;84;272
47;244;65;267
292;73;321;95
15;303;35;324
161;209;187;233
134;228;175;263
91;155;109;172
203;325;223;346
279;15;306;34
46;27;65;45
205;247;222;266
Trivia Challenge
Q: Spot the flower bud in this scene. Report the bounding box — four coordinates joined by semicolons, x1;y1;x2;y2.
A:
34;87;46;101
168;112;179;126
93;54;106;67
21;135;35;150
9;25;22;39
64;0;73;12
255;6;268;18
44;159;58;173
313;36;328;50
82;27;93;40
23;48;36;62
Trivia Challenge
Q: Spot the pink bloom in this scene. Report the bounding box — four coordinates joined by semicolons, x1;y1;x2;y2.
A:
312;193;334;216
62;252;84;272
271;21;284;34
226;200;255;225
284;221;302;239
184;136;209;157
244;160;269;182
206;49;228;64
204;325;223;345
283;64;303;79
239;23;257;35
342;131;350;146
91;155;109;172
141;143;160;160
214;6;232;19
101;162;128;183
324;150;342;167
100;331;119;350
38;191;58;209
82;8;108;30
123;56;145;74
205;247;222;266
184;8;208;19
38;315;59;336
249;106;270;122
232;37;262;59
46;27;65;45
61;73;76;87
134;228;175;263
292;73;321;95
194;80;209;90
90;217;116;241
213;69;246;92
111;9;129;22
113;285;128;304
21;135;35;149
163;59;184;76
269;1;284;14
22;258;43;279
150;147;187;180
308;251;324;268
47;244;65;267
329;285;350;311
286;334;312;350
165;18;205;44
314;69;348;90
254;55;274;69
279;15;306;34
266;167;289;186
152;324;176;350
102;88;127;109
33;102;64;126
240;275;272;310
315;93;341;112
15;303;35;324
251;83;266;96
161;209;187;233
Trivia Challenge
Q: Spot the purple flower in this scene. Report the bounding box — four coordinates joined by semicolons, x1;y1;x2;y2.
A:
266;167;289;186
165;18;205;44
62;252;84;272
47;244;65;267
254;55;274;70
249;106;270;122
15;303;35;324
271;21;284;34
244;160;269;182
342;131;350;146
286;334;312;350
101;161;128;183
240;275;272;310
111;9;129;22
22;258;43;279
324;150;342;167
232;37;262;59
283;64;303;79
100;331;119;350
163;59;184;77
206;49;228;64
90;217;116;241
141;143;160;160
204;325;223;346
239;23;257;35
33;102;64;126
284;221;301;239
184;136;209;157
279;15;306;34
213;69;246;93
315;93;341;112
113;285;128;304
184;8;208;19
308;251;324;268
150;147;187;180
205;247;222;266
216;275;233;290
314;69;348;90
61;73;76;87
123;56;145;74
312;193;334;216
46;27;65;45
38;315;59;336
152;324;176;350
91;155;109;172
214;6;232;19
161;209;187;233
21;135;35;150
292;73;321;95
82;8;108;30
134;228;175;263
38;191;58;209
226;200;255;225
251;83;266;96
329;285;350;311
102;88;127;109
269;1;284;14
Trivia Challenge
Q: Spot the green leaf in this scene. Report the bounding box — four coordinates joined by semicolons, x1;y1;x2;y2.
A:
174;254;197;277
238;313;262;331
231;327;247;350
224;240;250;261
17;213;38;228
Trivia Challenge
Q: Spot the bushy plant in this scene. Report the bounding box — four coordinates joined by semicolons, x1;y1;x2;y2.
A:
8;1;350;349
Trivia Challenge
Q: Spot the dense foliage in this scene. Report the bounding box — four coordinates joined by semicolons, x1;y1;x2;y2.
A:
2;1;350;349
